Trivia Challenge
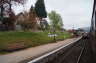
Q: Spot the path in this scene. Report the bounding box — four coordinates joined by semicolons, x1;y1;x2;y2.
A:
0;37;81;63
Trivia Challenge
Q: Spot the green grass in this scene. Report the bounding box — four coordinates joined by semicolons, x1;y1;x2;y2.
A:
0;31;72;54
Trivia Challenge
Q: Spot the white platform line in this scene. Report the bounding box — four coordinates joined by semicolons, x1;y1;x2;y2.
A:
28;37;82;63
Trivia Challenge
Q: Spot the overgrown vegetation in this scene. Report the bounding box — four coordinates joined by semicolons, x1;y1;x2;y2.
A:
0;0;72;55
0;31;72;54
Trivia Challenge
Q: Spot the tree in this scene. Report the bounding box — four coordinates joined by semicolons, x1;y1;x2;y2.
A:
28;5;37;30
48;11;63;31
3;11;16;30
20;5;37;31
35;0;47;30
35;0;47;18
48;11;63;41
40;18;49;31
0;0;26;13
16;6;38;31
0;0;26;30
0;0;26;21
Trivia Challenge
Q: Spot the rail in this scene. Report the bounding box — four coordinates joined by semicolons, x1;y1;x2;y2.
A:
28;37;83;63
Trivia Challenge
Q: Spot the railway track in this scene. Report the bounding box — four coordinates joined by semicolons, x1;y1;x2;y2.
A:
27;37;94;63
28;0;96;63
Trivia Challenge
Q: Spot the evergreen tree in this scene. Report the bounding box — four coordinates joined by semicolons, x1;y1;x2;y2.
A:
35;0;47;18
35;0;47;31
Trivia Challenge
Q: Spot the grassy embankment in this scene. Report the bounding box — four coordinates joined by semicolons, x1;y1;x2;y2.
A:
0;31;72;54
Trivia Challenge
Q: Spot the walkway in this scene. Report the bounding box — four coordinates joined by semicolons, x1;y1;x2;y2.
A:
0;37;81;63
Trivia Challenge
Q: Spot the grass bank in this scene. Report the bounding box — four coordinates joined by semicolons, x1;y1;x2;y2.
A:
0;31;72;54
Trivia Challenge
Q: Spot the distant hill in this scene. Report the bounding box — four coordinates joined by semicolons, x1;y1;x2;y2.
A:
77;27;90;32
83;27;90;32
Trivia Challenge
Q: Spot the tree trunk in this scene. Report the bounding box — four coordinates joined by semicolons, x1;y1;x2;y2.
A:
0;0;4;22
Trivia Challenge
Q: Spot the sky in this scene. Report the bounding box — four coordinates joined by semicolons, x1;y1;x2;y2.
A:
13;0;94;29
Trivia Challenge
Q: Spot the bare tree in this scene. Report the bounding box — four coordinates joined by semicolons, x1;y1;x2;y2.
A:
0;0;26;30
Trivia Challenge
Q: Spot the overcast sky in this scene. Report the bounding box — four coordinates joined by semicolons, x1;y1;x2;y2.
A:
13;0;94;29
